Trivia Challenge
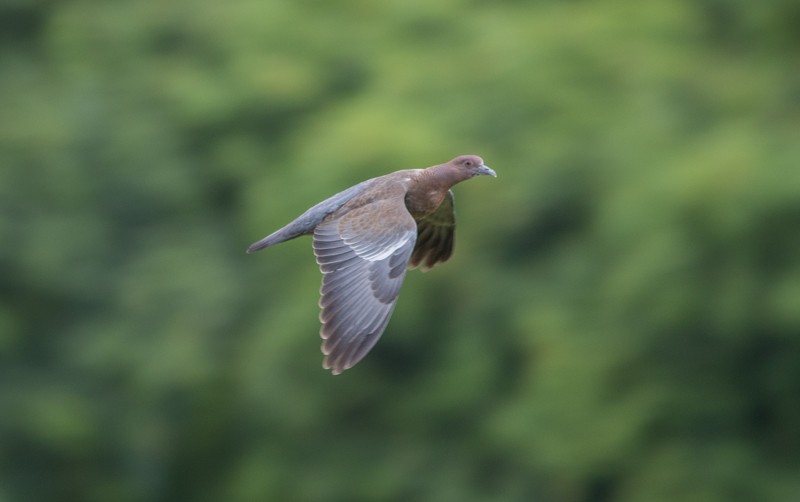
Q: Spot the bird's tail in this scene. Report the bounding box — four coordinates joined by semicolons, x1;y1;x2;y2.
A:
246;227;302;253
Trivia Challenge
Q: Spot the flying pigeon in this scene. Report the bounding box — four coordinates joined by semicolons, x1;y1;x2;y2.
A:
248;155;496;374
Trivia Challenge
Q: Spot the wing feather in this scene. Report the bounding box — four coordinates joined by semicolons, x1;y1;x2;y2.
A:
409;190;456;271
313;198;417;374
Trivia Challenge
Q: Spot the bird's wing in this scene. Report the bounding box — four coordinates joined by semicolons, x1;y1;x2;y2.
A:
313;198;417;374
409;190;455;271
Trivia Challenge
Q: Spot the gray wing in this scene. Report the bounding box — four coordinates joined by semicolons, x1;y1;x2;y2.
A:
313;199;417;374
409;190;455;271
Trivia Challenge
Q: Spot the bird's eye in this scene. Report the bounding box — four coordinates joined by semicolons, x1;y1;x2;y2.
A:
464;160;472;167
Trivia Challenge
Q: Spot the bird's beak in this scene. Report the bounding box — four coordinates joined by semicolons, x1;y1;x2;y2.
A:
478;164;497;177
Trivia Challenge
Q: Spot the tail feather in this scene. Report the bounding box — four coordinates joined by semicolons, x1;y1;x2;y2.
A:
246;228;301;253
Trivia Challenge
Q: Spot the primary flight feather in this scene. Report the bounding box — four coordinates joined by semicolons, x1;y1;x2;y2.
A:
247;155;496;374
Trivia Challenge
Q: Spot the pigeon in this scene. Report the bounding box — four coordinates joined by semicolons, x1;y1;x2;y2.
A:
248;155;496;374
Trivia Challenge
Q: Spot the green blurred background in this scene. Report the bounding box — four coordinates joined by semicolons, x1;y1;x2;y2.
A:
2;0;799;501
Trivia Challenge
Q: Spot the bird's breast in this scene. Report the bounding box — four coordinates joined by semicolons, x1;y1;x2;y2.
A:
405;188;446;219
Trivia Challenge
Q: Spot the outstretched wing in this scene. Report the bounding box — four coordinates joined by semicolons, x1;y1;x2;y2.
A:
313;199;417;374
409;190;455;271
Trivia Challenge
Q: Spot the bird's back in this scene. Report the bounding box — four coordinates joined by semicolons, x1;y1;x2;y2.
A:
246;176;383;252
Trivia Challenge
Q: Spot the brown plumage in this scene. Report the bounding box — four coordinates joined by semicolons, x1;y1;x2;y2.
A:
247;155;496;374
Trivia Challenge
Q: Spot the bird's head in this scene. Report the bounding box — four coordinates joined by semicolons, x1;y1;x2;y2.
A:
451;155;497;178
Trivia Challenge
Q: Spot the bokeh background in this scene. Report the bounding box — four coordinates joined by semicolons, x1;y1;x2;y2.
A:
2;1;800;501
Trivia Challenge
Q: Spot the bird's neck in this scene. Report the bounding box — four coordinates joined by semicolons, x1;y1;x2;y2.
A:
405;165;467;219
424;164;469;191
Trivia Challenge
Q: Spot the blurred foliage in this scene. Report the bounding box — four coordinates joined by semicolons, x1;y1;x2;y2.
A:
1;0;800;501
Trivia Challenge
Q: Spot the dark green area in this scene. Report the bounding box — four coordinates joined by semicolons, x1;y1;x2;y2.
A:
2;1;799;501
